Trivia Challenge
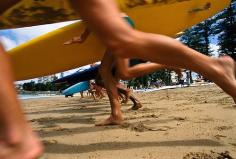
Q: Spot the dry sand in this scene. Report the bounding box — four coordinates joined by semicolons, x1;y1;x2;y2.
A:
21;84;236;159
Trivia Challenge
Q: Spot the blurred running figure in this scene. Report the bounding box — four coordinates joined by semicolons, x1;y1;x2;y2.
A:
64;13;182;125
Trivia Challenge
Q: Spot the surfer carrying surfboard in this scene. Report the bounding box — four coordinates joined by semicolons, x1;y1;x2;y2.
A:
67;0;236;103
0;0;236;158
64;12;182;125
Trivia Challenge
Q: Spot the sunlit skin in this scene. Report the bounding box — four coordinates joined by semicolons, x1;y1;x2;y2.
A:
117;85;142;110
97;50;182;125
0;0;235;158
94;68;144;126
94;64;142;106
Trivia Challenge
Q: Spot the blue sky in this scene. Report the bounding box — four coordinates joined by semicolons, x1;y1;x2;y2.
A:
0;21;76;50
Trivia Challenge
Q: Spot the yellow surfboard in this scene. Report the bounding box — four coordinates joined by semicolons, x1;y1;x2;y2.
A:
0;0;215;29
6;0;231;81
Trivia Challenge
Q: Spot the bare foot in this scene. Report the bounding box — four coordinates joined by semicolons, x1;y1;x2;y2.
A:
0;127;43;159
99;94;105;99
213;56;236;103
131;102;143;110
95;115;124;126
123;89;131;104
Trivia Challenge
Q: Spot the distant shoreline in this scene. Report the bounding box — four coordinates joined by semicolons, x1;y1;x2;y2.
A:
18;90;60;95
18;94;62;100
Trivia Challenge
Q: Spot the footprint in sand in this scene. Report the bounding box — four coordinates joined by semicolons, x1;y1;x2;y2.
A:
230;143;236;147
31;117;54;123
183;151;234;159
214;134;227;140
183;152;214;159
42;139;58;146
125;113;161;120
216;126;233;131
40;126;70;133
173;116;186;121
54;126;70;132
120;122;173;132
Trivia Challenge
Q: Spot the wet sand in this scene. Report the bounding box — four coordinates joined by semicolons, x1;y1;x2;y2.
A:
21;84;236;159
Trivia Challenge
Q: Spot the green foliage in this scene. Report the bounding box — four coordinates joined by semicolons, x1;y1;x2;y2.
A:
128;74;150;88
22;81;36;91
150;70;171;85
213;0;236;59
180;18;214;56
22;81;66;91
127;69;171;88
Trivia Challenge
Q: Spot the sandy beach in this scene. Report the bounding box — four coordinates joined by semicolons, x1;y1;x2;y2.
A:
21;84;236;159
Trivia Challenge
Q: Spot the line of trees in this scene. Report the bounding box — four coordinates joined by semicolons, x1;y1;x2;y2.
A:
214;0;236;58
22;81;68;91
181;0;236;58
